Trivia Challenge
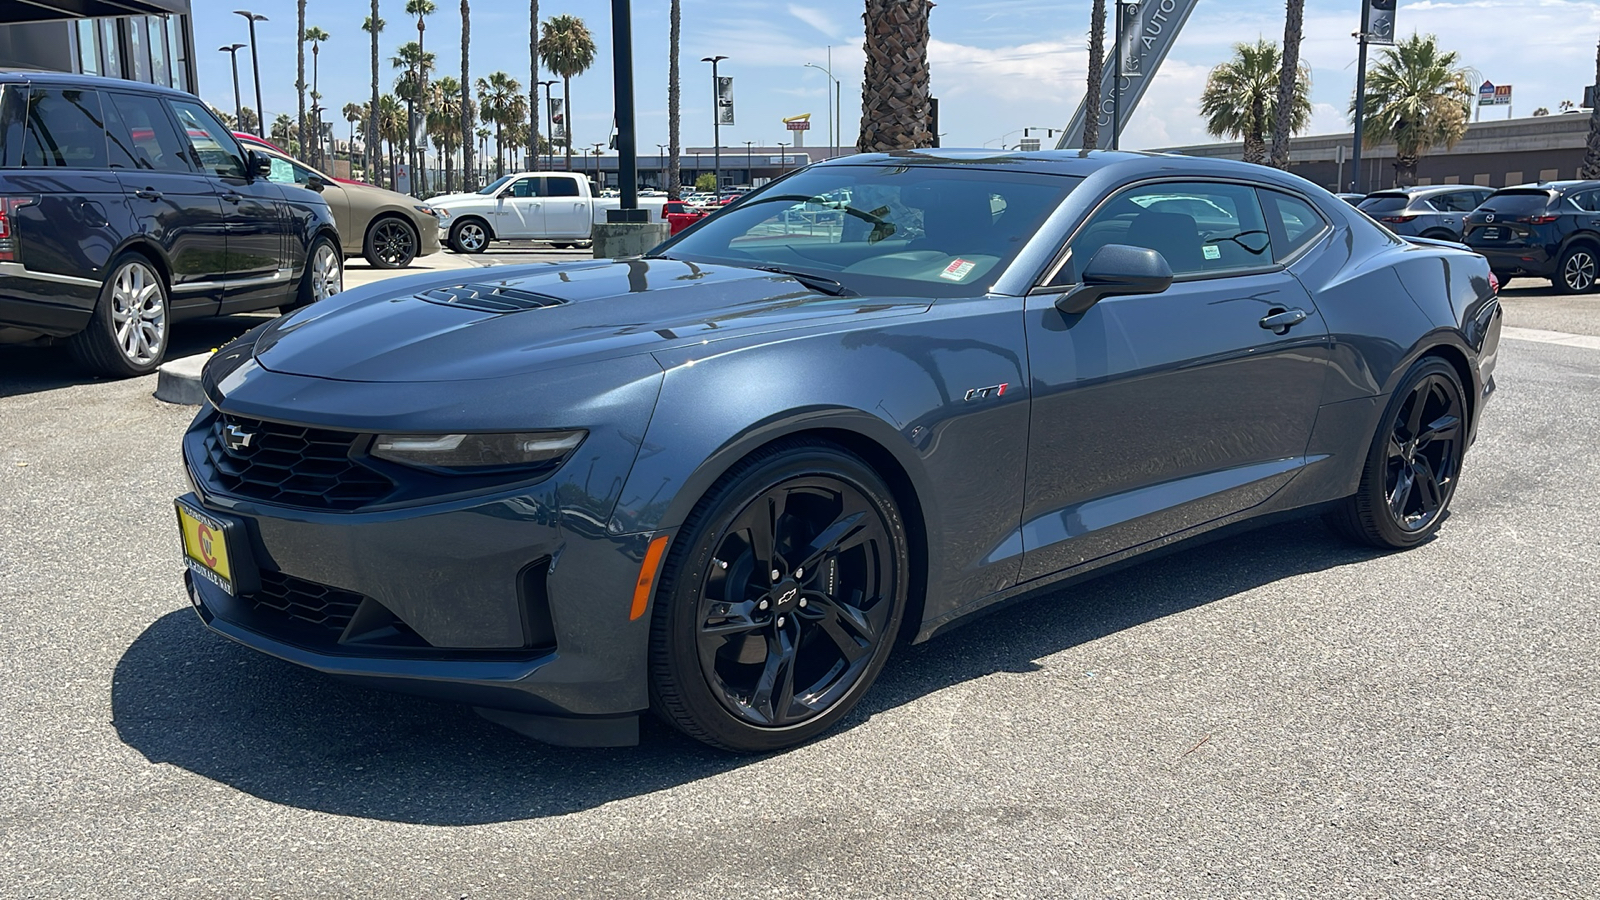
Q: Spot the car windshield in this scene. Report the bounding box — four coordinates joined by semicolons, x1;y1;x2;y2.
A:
477;175;512;195
658;164;1080;297
1480;190;1553;214
1359;194;1412;214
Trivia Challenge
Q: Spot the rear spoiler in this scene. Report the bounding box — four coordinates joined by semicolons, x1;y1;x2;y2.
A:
1403;235;1469;251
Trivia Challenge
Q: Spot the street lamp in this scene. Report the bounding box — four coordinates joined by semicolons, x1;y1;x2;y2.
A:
656;143;668;190
804;57;841;159
701;55;728;196
777;141;790;172
538;79;559;170
743;140;755;185
219;44;246;130
591;143;605;189
233;11;268;137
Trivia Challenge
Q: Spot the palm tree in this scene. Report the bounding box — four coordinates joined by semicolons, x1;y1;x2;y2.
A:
406;1;436;194
365;10;384;187
1353;33;1474;188
1581;37;1600;179
1083;0;1106;149
461;0;475;190
304;26;330;168
378;94;406;185
859;0;934;151
392;41;436;193
476;71;523;176
271;113;296;153
296;0;307;163
528;0;540;170
1270;0;1305;169
429;76;463;191
666;0;681;198
538;14;596;171
476;126;491;184
1201;39;1309;165
343;102;365;175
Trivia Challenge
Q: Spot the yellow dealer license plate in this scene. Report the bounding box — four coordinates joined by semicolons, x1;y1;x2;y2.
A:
176;499;235;596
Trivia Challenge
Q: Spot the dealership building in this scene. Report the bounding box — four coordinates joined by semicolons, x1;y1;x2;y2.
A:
1162;113;1596;193
0;1;196;92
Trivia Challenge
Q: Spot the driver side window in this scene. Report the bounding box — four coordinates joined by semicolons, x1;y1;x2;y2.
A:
508;178;541;199
1055;181;1272;285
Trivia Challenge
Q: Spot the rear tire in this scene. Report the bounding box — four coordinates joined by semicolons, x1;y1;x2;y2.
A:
283;236;342;312
67;253;169;378
649;440;909;752
448;218;490;254
363;216;418;268
1325;357;1467;549
1555;245;1598;294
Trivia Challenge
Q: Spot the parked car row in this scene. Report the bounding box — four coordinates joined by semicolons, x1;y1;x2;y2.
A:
0;70;346;376
427;172;669;253
1358;181;1600;293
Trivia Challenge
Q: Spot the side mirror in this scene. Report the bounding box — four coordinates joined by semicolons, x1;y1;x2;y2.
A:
247;149;271;179
304;175;326;193
1053;244;1174;315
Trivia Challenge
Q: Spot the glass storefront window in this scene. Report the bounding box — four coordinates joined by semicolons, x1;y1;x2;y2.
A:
128;17;149;82
147;17;170;87
168;16;189;93
76;20;100;76
100;19;122;79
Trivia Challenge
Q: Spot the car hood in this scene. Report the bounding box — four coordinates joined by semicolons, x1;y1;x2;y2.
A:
252;258;930;383
425;191;489;207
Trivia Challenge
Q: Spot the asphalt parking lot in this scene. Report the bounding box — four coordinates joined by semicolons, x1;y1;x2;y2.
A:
2;273;1598;898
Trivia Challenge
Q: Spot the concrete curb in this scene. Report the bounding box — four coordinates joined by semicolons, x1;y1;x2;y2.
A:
154;352;211;405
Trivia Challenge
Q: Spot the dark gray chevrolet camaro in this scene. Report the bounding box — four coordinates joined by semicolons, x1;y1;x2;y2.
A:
177;150;1502;751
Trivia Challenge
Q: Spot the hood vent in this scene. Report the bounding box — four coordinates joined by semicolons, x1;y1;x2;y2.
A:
415;283;568;313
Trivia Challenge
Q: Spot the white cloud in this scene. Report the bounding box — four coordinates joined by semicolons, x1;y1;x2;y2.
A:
788;4;845;39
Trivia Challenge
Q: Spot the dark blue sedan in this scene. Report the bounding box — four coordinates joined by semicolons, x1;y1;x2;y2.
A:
176;150;1502;751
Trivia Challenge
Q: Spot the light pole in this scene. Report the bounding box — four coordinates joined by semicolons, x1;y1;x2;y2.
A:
778;141;790;172
804;56;841;159
539;79;559;169
701;55;727;196
1350;3;1373;192
220;44;246;130
1112;0;1124;150
743;140;754;184
233;11;268;137
591;143;605;189
657;143;668;189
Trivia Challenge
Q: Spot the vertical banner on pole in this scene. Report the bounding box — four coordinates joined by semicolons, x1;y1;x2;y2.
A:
1058;0;1201;149
550;98;567;143
1118;2;1142;77
716;76;736;126
1367;0;1397;45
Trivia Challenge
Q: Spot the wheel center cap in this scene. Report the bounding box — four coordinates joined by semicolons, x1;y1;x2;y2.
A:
772;581;800;610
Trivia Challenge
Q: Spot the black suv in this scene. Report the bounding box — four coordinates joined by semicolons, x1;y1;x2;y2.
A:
1464;180;1600;294
0;71;341;376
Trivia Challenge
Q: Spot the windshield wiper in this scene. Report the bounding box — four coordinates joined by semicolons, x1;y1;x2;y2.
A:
750;265;855;297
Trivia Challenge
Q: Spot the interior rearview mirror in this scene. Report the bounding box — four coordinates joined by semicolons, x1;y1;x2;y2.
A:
1053;244;1174;316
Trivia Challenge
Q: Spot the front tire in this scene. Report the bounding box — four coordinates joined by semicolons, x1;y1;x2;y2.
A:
1326;357;1468;549
283;236;342;312
649;440;909;752
448;218;490;254
67;253;169;378
1555;245;1598;294
363;216;418;268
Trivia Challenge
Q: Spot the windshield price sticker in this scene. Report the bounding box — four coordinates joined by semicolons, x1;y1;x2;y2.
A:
940;258;978;281
1203;245;1222;260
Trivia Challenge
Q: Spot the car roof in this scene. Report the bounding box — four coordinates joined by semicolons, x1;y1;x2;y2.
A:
816;148;1324;192
1494;180;1600;194
1368;185;1487;198
0;68;194;100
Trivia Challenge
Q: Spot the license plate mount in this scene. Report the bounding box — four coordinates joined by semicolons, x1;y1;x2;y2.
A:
175;497;257;596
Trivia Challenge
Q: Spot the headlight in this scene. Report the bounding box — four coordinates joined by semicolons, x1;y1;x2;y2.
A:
416;205;440;218
430;206;450;218
371;430;586;473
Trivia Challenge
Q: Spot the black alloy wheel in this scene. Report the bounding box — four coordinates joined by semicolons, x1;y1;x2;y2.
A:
1327;357;1467;549
364;217;418;269
650;441;908;752
1557;245;1598;294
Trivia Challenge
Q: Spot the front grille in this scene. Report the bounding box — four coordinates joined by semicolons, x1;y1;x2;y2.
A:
416;283;566;313
201;413;394;510
250;570;363;635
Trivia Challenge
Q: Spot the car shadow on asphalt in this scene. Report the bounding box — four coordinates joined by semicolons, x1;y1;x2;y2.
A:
111;514;1383;826
0;314;272;399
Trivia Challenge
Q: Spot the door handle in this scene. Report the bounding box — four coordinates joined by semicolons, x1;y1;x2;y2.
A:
1259;307;1308;335
134;188;162;201
221;192;243;203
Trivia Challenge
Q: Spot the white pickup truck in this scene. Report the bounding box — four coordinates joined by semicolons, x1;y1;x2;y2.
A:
427;171;669;253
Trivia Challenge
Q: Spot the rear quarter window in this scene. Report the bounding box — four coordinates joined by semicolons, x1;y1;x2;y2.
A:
21;88;108;169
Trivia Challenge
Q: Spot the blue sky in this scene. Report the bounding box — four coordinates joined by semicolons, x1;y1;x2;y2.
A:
193;0;1600;154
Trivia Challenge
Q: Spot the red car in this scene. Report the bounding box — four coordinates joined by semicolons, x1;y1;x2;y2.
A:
664;199;708;236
